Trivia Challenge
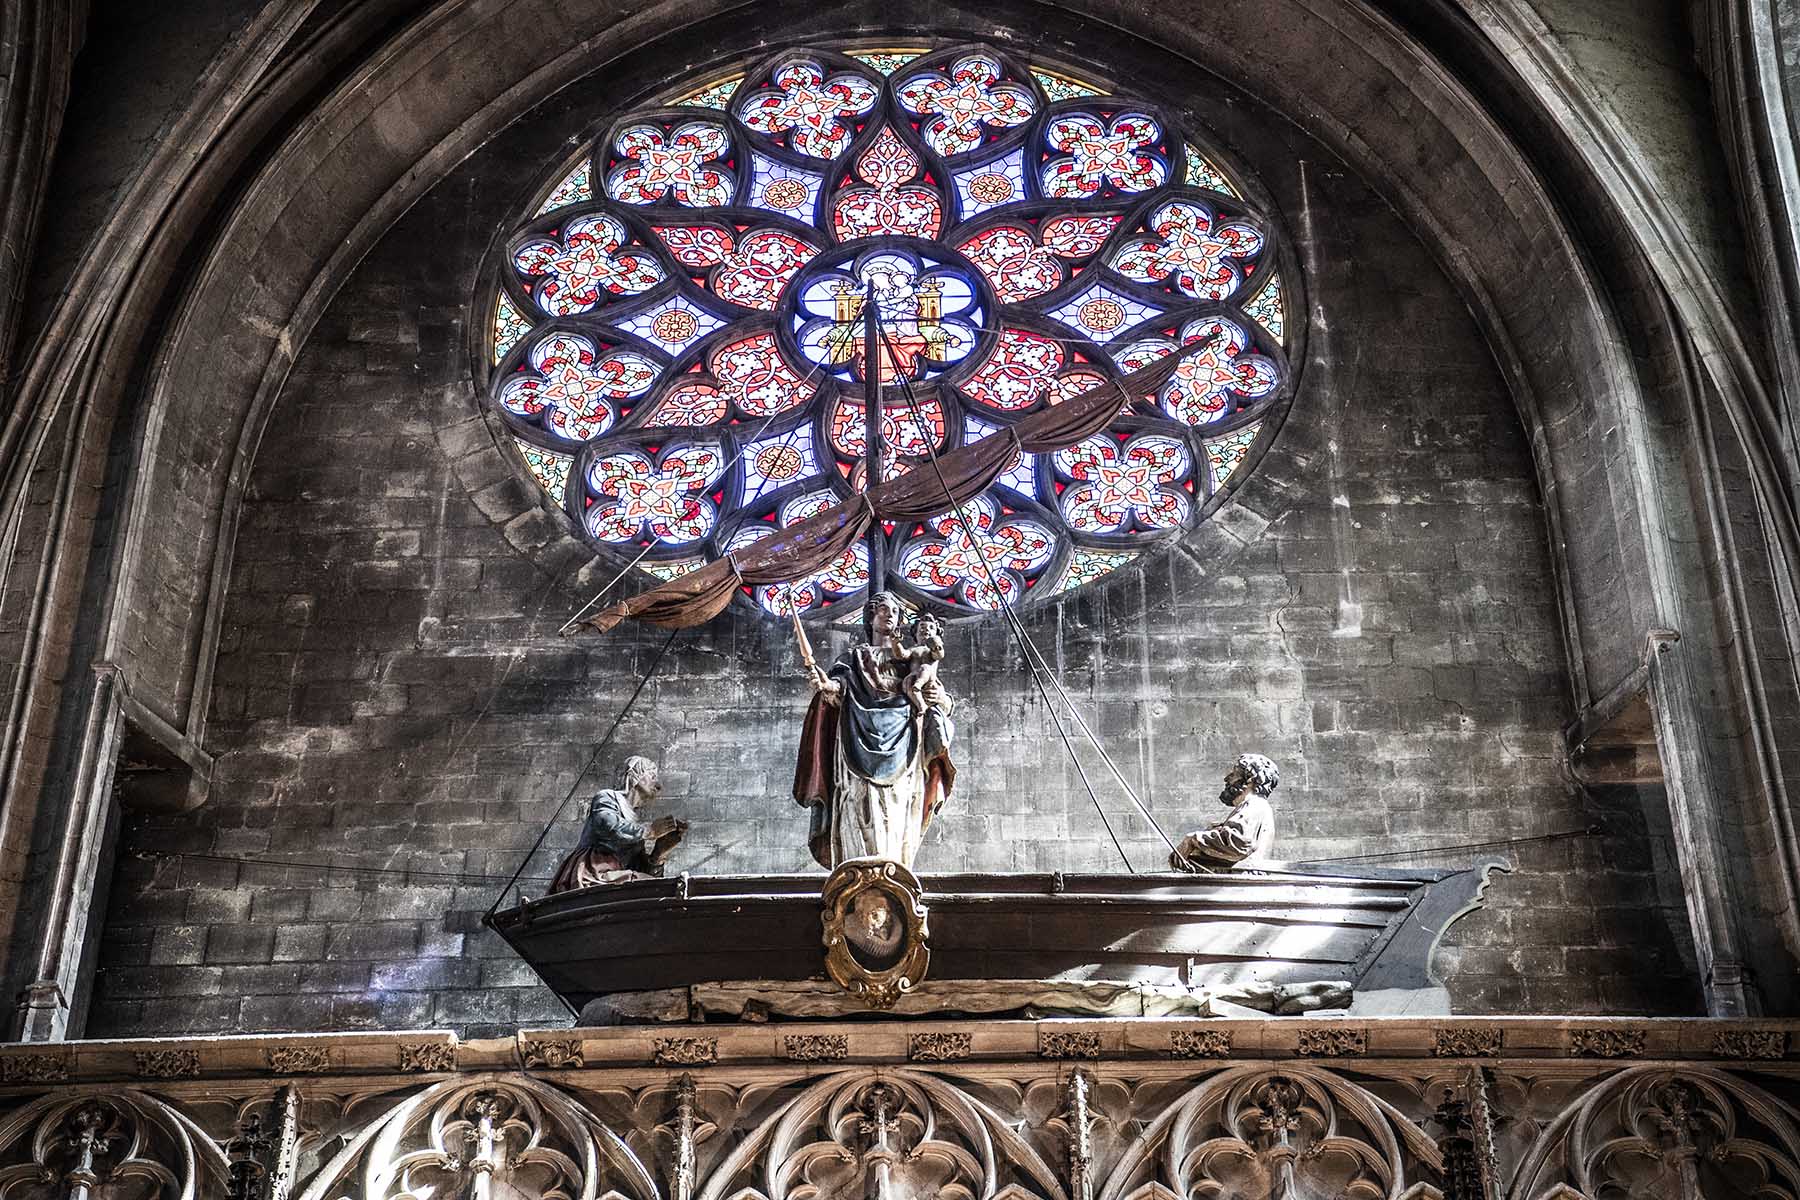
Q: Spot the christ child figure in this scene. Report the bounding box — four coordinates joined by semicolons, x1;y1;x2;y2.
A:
891;612;944;715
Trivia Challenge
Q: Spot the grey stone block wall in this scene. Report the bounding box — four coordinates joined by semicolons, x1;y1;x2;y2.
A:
86;55;1700;1038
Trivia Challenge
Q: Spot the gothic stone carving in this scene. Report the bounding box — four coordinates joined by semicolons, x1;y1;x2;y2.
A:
265;1046;330;1075
0;1053;69;1082
397;1042;457;1072
10;1038;1800;1200
132;1049;201;1078
1295;1027;1367;1057
1432;1027;1502;1057
1040;1030;1102;1059
655;1037;719;1066
1171;1029;1234;1058
1570;1027;1648;1057
783;1034;849;1061
522;1037;586;1069
1711;1029;1787;1059
909;1031;971;1062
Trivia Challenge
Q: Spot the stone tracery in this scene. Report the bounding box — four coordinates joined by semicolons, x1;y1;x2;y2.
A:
484;41;1293;619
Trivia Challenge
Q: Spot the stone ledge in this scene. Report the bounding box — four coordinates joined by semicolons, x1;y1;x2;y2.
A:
5;1017;1797;1085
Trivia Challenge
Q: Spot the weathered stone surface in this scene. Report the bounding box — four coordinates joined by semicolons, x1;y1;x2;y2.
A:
80;13;1699;1038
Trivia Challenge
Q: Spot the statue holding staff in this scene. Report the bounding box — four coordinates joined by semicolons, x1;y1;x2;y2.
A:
792;591;956;869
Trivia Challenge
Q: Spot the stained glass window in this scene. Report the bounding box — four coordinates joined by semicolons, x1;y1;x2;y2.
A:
485;41;1293;619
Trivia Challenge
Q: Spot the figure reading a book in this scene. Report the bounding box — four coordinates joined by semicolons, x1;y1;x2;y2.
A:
794;592;955;869
549;756;686;892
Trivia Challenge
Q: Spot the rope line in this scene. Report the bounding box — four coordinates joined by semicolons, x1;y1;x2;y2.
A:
877;324;1138;873
141;827;1590;888
484;625;682;919
556;358;835;634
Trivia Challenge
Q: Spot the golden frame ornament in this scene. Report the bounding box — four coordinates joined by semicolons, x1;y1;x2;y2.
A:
821;857;930;1008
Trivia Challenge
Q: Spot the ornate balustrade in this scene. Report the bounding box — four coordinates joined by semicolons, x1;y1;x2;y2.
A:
3;1017;1799;1198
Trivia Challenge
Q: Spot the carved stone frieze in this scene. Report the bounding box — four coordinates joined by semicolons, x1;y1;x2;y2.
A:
1432;1027;1501;1057
4;1025;1800;1200
133;1048;201;1078
1295;1027;1367;1057
265;1046;330;1075
397;1042;457;1072
523;1037;586;1069
0;1052;69;1082
783;1033;849;1061
908;1031;971;1062
1711;1029;1787;1059
1171;1029;1233;1058
1570;1027;1647;1058
1040;1029;1102;1059
654;1036;719;1066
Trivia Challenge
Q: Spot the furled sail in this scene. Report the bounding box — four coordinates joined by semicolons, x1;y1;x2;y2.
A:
572;342;1210;634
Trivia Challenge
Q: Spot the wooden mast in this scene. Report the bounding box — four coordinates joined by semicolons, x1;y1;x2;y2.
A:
862;281;886;594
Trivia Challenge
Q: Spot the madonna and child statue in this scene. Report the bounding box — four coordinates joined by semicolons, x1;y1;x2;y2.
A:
792;590;950;1006
793;590;955;870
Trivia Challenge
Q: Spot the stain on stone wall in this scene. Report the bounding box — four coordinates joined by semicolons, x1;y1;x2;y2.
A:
86;56;1700;1037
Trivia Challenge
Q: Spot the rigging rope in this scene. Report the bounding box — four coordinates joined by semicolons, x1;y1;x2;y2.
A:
878;325;1196;867
555;359;836;635
141;827;1595;887
484;625;682;919
878;324;1148;872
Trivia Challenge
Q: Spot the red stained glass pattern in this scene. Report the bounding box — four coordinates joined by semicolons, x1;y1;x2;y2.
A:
653;223;736;267
896;53;1037;156
897;495;1056;609
586;443;726;544
1117;318;1280;426
488;40;1293;619
1041;213;1123;258
831;128;943;240
498;333;657;442
1054;433;1193;533
1042;112;1169;198
1111;199;1264;299
710;230;818;310
641;380;727;427
607;122;735;206
710;332;815;416
956;225;1062;302
962;329;1085;412
513;214;663;316
738;60;879;158
830;393;948;459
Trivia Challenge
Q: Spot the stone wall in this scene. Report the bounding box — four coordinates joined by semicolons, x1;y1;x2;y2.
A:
86;46;1700;1037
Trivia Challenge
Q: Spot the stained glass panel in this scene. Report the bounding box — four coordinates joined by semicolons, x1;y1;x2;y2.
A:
492;291;530;364
1184;143;1239;197
1244;271;1286;343
535;159;593;215
849;50;926;75
1031;68;1100;102
484;39;1294;619
1205;421;1262;490
674;75;742;109
516;439;571;498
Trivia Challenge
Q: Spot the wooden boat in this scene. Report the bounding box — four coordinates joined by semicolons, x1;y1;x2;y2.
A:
486;860;1504;1018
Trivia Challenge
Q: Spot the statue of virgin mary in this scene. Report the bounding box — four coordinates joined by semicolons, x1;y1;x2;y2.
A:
792;592;955;869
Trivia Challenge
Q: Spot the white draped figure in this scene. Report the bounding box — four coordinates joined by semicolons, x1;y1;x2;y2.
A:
793;593;956;868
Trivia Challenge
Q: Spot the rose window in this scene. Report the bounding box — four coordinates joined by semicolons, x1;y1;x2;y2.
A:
484;42;1295;619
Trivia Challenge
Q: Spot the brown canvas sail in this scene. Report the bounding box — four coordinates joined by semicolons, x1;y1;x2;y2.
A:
573;341;1209;634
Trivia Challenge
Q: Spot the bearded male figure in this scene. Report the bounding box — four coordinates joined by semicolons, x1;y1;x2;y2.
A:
793;592;956;868
1170;753;1280;872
